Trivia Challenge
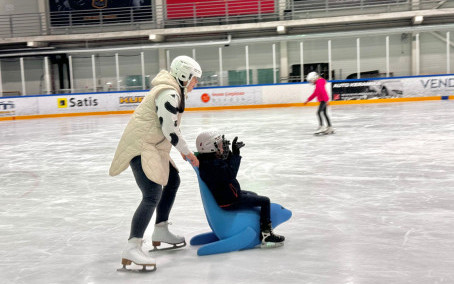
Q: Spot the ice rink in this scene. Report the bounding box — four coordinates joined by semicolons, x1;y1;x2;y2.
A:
1;100;454;284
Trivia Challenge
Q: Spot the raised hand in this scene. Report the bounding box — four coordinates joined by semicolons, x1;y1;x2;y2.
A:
232;136;245;155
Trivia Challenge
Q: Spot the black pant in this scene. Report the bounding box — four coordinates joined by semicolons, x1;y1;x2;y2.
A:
317;101;331;127
128;156;180;239
224;191;271;225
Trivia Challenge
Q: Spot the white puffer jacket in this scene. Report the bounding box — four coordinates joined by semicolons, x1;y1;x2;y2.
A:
109;70;182;185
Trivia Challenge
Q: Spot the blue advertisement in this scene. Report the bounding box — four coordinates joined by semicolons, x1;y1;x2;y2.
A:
49;0;152;26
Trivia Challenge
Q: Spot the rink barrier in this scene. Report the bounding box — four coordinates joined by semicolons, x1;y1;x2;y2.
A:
0;110;133;121
1;73;454;121
328;96;446;105
0;95;450;121
185;96;451;111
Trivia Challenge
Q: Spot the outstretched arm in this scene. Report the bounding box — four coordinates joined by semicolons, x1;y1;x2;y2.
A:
305;79;323;103
305;93;316;104
305;88;317;104
156;90;199;167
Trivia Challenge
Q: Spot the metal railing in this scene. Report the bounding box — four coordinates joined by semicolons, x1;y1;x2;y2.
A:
0;0;447;39
288;0;412;19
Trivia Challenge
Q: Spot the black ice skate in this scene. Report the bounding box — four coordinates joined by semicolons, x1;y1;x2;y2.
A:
260;222;285;248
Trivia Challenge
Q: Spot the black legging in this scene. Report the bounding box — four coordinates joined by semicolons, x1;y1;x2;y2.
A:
317;101;331;127
128;156;180;239
224;191;271;225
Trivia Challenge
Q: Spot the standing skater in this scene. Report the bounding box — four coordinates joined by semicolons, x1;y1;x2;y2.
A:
304;71;334;135
110;56;202;271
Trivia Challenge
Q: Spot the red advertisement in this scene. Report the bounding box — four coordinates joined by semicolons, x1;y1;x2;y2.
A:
166;0;275;19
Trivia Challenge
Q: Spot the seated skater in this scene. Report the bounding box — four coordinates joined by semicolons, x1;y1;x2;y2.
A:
196;130;285;248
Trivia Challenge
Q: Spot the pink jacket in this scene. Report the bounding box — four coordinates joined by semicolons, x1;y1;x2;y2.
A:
306;78;329;102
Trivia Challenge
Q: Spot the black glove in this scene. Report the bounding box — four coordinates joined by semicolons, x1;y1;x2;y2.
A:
232;136;245;156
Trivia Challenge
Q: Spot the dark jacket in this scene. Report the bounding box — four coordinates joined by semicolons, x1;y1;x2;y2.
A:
198;152;242;207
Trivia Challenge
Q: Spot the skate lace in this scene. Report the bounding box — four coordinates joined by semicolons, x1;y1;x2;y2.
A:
139;240;148;254
166;222;182;237
261;231;271;242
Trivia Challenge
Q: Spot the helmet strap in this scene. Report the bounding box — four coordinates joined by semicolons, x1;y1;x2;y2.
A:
177;78;185;88
179;86;185;113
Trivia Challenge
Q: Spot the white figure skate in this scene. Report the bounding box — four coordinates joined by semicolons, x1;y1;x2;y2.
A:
323;126;335;135
313;126;326;135
117;238;156;273
314;126;335;136
150;221;186;252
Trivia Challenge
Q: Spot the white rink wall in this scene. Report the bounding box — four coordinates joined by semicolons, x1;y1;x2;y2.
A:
1;74;454;119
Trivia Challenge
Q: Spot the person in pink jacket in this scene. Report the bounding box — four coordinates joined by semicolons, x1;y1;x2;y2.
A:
304;72;334;135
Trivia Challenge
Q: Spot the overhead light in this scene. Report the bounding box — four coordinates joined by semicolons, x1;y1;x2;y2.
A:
412;15;424;25
149;34;164;42
277;25;286;34
27;41;47;48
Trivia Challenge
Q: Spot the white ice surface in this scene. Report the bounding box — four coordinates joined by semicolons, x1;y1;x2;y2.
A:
1;101;454;284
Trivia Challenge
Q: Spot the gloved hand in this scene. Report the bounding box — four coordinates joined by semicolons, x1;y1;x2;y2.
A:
232;136;245;156
182;152;199;167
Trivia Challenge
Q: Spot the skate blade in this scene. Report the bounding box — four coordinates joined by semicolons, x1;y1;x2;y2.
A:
117;264;157;273
314;131;334;136
149;241;187;252
260;242;284;249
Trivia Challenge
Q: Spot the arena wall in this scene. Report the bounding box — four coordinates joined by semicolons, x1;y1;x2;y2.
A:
1;74;453;121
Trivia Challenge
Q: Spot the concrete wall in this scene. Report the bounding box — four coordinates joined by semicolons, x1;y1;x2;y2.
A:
420;31;454;75
0;0;40;14
2;30;454;96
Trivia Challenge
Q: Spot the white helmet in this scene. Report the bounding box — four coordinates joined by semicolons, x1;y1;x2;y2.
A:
306;71;319;83
196;130;230;159
170;56;202;87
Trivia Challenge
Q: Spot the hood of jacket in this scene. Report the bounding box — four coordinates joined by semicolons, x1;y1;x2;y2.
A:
152;70;180;90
